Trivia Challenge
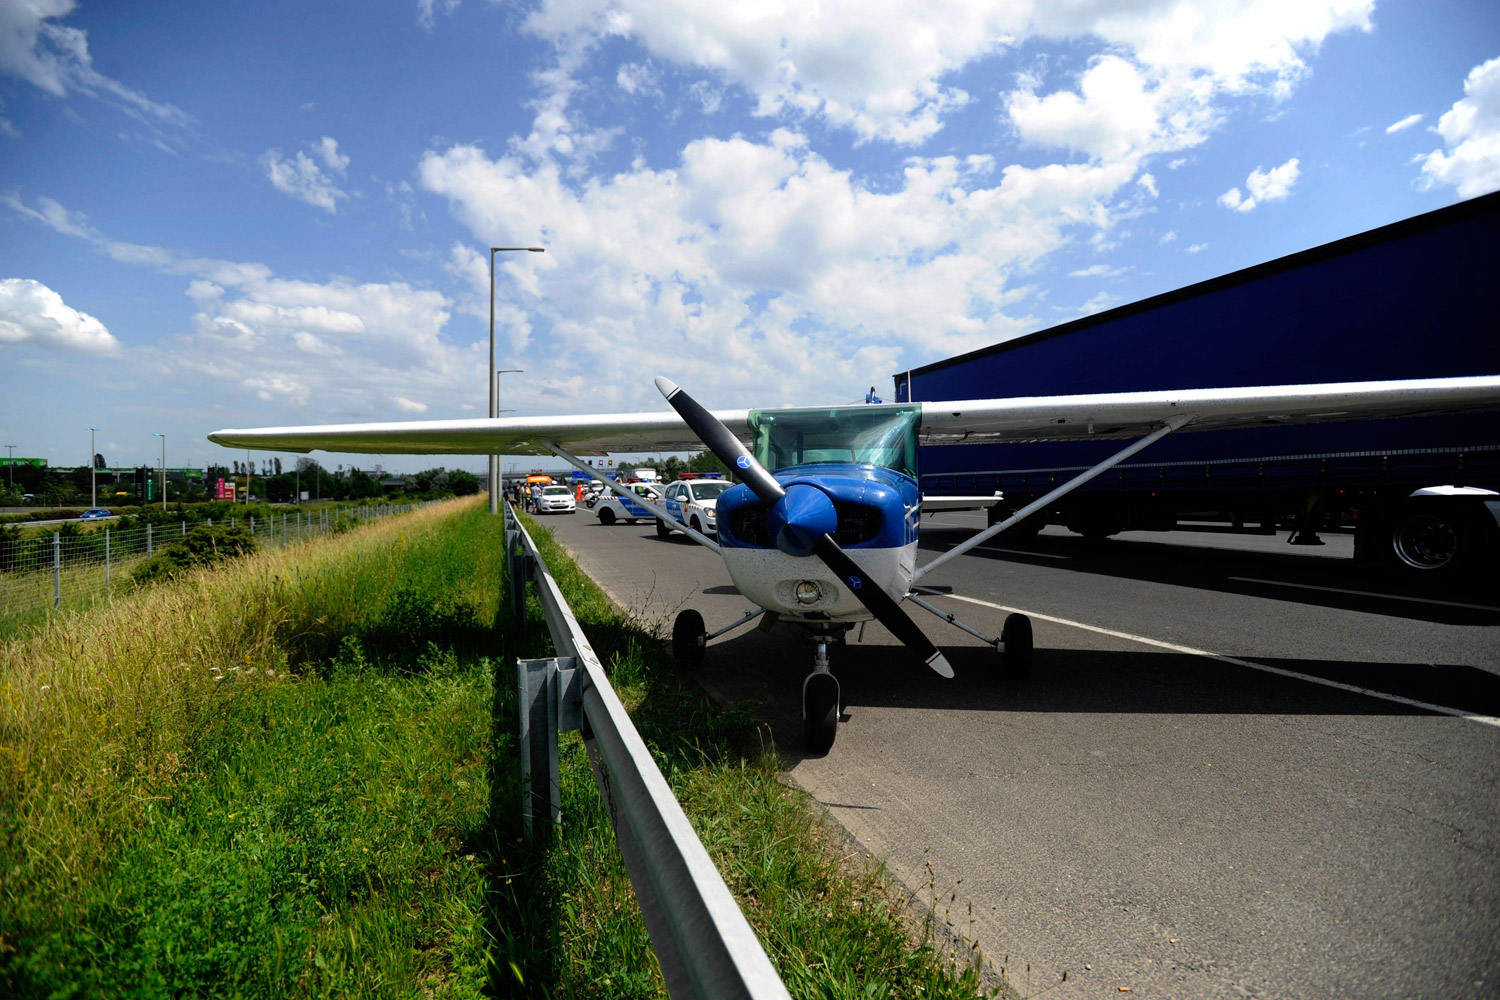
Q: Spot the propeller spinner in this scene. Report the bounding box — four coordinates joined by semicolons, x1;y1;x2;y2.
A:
654;377;954;678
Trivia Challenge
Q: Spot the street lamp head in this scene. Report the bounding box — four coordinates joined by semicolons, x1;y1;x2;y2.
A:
490;246;545;253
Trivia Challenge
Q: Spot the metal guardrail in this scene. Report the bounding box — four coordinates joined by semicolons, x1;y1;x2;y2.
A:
504;501;792;1000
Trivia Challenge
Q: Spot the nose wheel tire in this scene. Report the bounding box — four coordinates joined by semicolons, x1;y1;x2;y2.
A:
803;672;840;755
1001;613;1033;680
672;609;706;669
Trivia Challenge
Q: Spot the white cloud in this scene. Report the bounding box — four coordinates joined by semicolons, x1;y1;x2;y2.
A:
1218;186;1249;212
1069;264;1129;278
0;0;190;126
6;193;470;419
262;136;351;213
394;397;429;413
1159;229;1178;245
1219;156;1300;211
1385;112;1422;134
1079;291;1120;315
687;80;723;114
313;135;350;171
1006;55;1211;165
523;0;1372;146
416;135;1156;407
1186;242;1208;253
1416;56;1500;199
616;61;657;95
416;0;461;31
0;277;118;354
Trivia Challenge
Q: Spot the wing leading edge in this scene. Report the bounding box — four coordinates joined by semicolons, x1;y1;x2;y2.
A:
207;375;1500;457
208;408;752;456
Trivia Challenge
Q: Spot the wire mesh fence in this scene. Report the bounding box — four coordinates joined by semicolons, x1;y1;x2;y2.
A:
1;503;421;628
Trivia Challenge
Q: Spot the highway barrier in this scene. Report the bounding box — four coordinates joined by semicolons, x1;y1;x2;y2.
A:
505;500;791;1000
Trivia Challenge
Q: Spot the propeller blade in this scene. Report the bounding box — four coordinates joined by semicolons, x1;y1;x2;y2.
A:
655;377;784;505
655;375;954;679
812;536;954;678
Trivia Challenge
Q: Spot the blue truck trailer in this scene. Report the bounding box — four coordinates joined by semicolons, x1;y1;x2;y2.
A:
897;192;1500;578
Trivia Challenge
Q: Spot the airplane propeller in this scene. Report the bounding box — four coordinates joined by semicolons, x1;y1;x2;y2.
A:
654;377;954;678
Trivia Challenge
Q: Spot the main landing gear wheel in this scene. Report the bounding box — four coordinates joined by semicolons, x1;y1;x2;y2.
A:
803;672;840;755
672;609;706;669
1001;613;1033;681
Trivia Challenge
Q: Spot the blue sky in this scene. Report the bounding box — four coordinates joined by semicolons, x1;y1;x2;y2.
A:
2;0;1497;474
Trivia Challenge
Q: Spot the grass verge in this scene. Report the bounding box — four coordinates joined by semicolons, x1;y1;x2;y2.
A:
2;497;501;997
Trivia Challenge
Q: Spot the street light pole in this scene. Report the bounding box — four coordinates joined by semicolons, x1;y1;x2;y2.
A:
489;245;544;514
152;433;166;510
89;427;100;506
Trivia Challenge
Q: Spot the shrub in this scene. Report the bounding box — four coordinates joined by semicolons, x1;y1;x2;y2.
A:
132;524;257;584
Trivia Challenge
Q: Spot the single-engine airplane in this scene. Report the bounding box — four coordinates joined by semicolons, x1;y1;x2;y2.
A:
210;373;1500;753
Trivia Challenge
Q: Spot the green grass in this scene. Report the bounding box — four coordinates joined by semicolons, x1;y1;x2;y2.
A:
1;499;1002;998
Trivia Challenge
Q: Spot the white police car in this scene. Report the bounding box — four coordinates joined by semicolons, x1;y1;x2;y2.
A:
534;484;576;514
657;478;731;537
594;482;663;525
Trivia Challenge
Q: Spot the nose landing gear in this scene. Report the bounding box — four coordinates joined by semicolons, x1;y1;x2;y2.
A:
802;638;842;756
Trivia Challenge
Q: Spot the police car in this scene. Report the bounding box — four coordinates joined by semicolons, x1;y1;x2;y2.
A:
656;478;731;537
594;482;664;525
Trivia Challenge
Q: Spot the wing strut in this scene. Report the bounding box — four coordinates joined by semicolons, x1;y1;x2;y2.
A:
545;444;722;554
914;413;1195;582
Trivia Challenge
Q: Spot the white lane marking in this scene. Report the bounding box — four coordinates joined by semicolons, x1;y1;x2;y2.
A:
945;593;1500;729
1228;577;1500;613
974;545;1068;560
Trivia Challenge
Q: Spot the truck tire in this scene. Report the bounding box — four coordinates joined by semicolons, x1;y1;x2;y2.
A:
1377;499;1486;577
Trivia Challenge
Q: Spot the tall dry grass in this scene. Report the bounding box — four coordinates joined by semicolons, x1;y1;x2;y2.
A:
0;497;475;899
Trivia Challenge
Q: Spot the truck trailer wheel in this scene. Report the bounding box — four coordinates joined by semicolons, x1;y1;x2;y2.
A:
1377;500;1487;577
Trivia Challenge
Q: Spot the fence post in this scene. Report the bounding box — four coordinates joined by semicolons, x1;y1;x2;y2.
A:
182;521;186;537
105;527;110;595
147;523;153;559
53;532;61;608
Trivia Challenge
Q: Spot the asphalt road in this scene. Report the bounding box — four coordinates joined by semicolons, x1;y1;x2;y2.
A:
536;506;1500;999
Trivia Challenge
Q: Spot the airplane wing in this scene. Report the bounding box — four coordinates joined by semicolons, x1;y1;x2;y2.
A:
914;375;1500;445
208;408;752;456
208;375;1500;456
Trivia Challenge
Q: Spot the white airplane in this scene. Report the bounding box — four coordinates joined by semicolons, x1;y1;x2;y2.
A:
210;374;1500;753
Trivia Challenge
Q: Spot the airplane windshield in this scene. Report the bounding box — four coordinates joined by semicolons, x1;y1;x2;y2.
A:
747;405;920;479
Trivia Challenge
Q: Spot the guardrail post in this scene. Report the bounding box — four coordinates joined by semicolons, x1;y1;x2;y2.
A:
517;656;581;843
52;532;60;608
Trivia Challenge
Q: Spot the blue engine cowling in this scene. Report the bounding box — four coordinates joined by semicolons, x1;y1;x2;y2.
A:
716;464;919;552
